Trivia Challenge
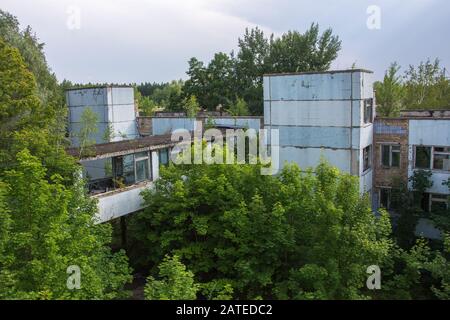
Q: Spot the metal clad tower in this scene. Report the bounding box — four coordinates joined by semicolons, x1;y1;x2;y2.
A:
66;86;138;147
263;69;374;194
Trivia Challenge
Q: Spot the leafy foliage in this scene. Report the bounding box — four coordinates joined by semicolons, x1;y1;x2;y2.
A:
128;146;392;299
375;58;450;116
145;255;198;300
182;24;341;115
0;24;132;299
0;150;132;299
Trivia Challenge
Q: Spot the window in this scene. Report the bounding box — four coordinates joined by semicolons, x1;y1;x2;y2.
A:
134;152;151;183
363;145;372;172
159;148;169;166
379;188;391;210
415;146;450;171
364;98;373;124
433;147;450;171
415;146;432;169
431;194;449;212
112;152;152;186
422;193;449;212
122;154;135;185
381;144;400;168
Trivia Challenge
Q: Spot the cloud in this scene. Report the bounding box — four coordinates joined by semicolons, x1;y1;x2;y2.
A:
1;0;449;83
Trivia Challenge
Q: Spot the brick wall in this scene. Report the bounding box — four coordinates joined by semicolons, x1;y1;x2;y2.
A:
373;118;409;189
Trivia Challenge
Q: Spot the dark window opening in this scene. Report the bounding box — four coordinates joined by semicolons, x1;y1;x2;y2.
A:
380;188;391;210
415;146;431;169
363;145;372;172
364;98;373;124
381;144;400;168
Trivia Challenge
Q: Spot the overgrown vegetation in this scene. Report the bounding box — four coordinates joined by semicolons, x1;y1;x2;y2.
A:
375;59;450;117
0;11;132;299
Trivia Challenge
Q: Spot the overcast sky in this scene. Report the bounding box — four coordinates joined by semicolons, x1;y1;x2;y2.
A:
1;0;449;83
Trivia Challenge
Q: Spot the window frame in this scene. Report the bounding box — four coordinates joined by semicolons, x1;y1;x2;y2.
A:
159;148;170;166
414;145;450;172
379;187;392;210
363;145;372;172
134;151;152;183
380;144;401;168
425;193;449;212
363;98;373;124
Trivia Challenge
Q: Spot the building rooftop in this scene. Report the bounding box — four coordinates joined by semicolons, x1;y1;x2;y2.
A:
399;109;450;119
263;68;373;77
66;134;176;161
65;85;133;92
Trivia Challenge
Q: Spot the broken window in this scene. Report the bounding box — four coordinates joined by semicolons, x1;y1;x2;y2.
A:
433;147;450;171
363;145;372;172
364;98;373;124
381;144;400;168
415;146;432;169
430;194;449;212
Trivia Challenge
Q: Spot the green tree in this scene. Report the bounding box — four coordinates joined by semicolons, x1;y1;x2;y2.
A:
74;107;99;158
0;149;132;299
0;34;132;299
403;58;450;110
183;95;201;118
267;23;341;74
128;144;392;299
227;98;249;116
144;255;199;300
0;10;68;154
375;62;404;117
182;24;341;115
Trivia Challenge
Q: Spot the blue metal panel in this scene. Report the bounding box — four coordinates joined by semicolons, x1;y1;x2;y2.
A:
274;126;351;149
152;118;196;135
374;122;406;135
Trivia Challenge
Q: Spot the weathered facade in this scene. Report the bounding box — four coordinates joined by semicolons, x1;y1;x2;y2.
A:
263;69;374;194
65;75;449;241
373;111;450;240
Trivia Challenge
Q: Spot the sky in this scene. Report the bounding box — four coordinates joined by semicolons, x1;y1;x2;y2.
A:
1;0;449;84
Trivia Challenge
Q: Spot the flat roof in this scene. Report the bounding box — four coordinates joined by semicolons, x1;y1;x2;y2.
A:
65;85;133;92
66;134;176;161
263;68;373;77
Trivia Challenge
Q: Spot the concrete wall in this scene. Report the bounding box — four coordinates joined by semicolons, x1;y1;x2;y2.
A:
152;118;196;135
150;117;262;136
67;87;138;146
94;182;154;223
213;118;261;131
264;70;374;193
409;120;450;146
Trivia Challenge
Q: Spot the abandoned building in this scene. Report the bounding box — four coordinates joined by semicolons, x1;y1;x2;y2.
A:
66;86;263;223
65;72;450;240
263;69;374;195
